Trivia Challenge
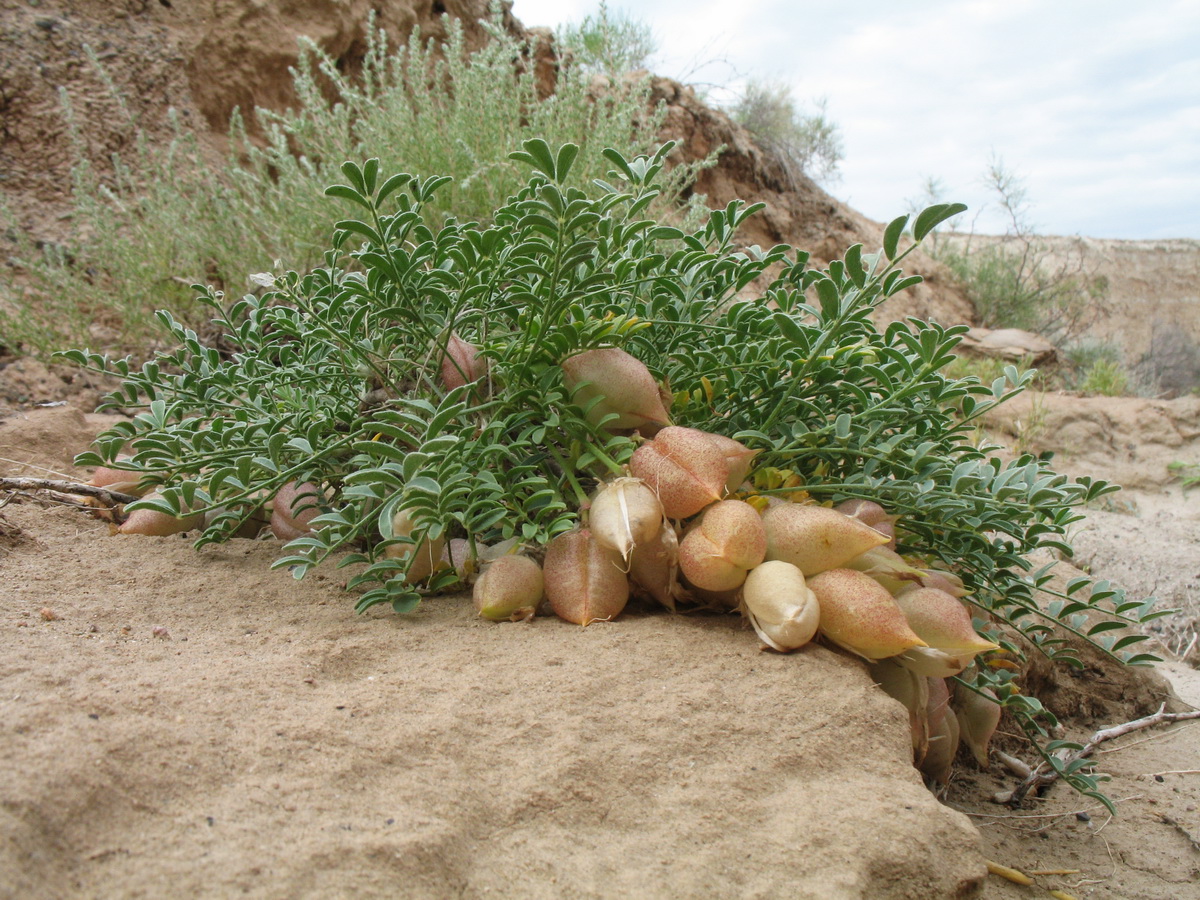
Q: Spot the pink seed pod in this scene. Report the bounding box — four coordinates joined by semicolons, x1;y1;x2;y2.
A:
88;456;151;498
439;332;488;390
543;528;630;626
678;500;766;593
916;568;969;598
270;481;324;541
844;545;927;595
629;426;728;519
919;697;961;785
671;428;759;494
762;503;890;576
118;492;204;536
741;560;820;652
807;568;927;661
561;347;671;434
473;555;544;622
834;498;889;526
589;476;664;562
834;498;899;548
892;587;999;677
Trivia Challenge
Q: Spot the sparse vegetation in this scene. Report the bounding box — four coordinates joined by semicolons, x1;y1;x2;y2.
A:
0;10;715;358
1168;460;1200;490
730;80;843;184
920;161;1113;345
556;1;656;78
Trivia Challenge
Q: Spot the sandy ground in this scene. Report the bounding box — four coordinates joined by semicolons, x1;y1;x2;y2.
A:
1;400;1197;899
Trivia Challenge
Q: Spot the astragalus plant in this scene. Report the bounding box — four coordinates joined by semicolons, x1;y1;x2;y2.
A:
61;142;1170;809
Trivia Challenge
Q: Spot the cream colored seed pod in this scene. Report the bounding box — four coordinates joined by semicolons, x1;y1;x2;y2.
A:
741;560;820;652
762;503;889;576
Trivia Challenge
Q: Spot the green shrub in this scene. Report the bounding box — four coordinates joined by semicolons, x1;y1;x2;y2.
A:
61;143;1169;809
920;160;1110;345
730;80;843;184
556;1;656;78
0;11;715;358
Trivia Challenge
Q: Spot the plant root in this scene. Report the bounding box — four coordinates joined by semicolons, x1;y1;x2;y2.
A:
1006;703;1200;807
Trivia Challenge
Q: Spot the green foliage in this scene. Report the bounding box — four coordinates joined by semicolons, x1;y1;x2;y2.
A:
730;81;843;184
59;143;1169;806
1168;460;1200;490
1;11;714;358
556;1;656;78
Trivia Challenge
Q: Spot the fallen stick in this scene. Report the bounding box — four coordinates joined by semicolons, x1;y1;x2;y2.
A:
0;477;139;508
1006;703;1200;807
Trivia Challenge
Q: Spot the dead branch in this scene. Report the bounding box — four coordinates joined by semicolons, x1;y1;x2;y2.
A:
0;477;139;508
1007;704;1200;807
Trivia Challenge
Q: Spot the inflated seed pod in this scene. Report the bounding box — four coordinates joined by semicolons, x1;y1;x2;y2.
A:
543;528;630;626
474;555;544;622
561;348;671;434
628;521;682;611
892;587;999;677
919;697;961;785
955;683;1002;769
807;568;926;660
844;545;927;595
869;657;930;761
673;428;759;494
88;456;150;498
629;426;728;519
118;492;204;536
589;476;664;563
439;332;488;390
741;560;820;652
384;508;446;584
678;500;766;592
270;481;323;541
762;503;890;576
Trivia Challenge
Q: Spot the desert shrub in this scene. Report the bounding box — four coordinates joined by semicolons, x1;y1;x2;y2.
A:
1061;340;1129;396
556;1;656;78
921;161;1111;347
730;80;843;184
61;143;1169;809
0;10;715;358
1134;318;1200;398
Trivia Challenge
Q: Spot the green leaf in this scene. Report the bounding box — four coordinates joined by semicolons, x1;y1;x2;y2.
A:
883;215;908;260
912;203;968;242
325;184;373;212
510;139;557;179
554;144;580;182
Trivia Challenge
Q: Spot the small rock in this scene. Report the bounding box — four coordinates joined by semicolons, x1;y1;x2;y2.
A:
39;607;60;621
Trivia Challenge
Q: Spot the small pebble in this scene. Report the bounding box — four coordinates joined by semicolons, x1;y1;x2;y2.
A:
152;625;171;640
1076;811;1091;822
40;608;60;621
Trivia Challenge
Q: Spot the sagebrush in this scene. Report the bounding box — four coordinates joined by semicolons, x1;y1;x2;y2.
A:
0;10;714;357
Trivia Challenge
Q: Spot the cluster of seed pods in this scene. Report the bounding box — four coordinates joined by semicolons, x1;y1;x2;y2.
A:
93;343;1005;775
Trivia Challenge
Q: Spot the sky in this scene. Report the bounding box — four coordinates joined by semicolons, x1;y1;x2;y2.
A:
510;0;1200;240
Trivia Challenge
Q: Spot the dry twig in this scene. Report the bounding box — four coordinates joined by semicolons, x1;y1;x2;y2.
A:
0;477;138;509
1007;704;1200;806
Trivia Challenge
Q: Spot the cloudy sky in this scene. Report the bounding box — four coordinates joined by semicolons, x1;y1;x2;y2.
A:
511;0;1200;240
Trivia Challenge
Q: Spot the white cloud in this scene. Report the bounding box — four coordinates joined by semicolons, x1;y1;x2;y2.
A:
509;0;1200;238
